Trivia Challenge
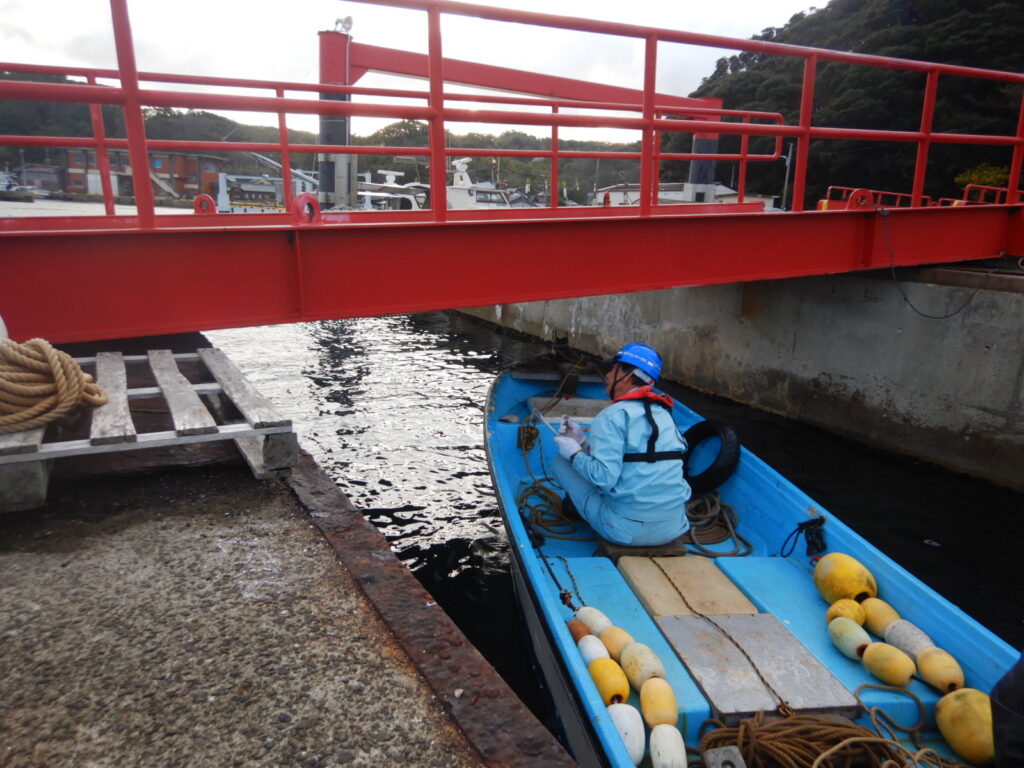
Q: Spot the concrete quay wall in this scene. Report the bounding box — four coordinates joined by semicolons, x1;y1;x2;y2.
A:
462;270;1024;491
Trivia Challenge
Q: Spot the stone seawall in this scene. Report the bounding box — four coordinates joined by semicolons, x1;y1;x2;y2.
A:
462;269;1024;491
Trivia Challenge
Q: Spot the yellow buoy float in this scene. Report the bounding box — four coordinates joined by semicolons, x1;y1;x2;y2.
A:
639;677;678;728
826;598;866;626
599;626;635;662
862;642;916;686
589;657;630;705
935;688;994;766
813;552;878;604
861;597;901;637
917;647;965;693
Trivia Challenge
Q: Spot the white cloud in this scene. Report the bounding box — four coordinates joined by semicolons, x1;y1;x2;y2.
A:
2;0;815;139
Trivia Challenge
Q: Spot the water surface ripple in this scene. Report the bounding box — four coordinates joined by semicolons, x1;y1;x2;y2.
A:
208;312;1023;716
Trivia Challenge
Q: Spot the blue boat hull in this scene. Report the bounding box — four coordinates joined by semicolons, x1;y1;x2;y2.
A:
484;368;1016;767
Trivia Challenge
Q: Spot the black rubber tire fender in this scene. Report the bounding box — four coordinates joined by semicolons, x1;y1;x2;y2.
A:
682;420;741;494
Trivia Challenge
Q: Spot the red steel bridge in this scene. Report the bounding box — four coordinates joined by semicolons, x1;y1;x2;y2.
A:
1;0;1023;344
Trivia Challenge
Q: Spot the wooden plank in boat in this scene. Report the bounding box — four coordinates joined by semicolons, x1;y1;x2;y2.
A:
528;396;610;422
656;556;758;616
90;351;137;445
657;613;859;723
617;556;756;618
147;350;217;436
197;347;290;429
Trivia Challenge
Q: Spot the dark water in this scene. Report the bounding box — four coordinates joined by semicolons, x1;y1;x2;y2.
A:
208;312;1024;719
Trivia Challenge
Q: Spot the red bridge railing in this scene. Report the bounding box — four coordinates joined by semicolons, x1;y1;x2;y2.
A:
1;0;1023;232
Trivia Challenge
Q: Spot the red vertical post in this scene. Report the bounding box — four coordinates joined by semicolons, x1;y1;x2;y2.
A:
108;0;155;227
427;5;447;220
550;105;559;209
1007;90;1024;205
911;69;939;207
86;74;116;216
790;54;817;213
277;87;294;212
652;110;662;208
639;34;657;217
737;116;749;204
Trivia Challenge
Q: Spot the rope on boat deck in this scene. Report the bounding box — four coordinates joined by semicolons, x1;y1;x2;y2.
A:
698;685;971;768
0;338;108;434
682;492;753;557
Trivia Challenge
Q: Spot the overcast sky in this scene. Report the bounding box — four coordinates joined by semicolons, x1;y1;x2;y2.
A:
1;0;819;140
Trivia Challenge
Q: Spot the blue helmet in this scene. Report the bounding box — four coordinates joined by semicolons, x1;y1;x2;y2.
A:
607;343;662;383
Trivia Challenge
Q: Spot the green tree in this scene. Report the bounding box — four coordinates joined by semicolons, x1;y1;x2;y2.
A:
679;0;1024;204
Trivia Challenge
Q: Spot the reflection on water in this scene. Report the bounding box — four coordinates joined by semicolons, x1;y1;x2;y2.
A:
208;312;1024;717
207;314;554;711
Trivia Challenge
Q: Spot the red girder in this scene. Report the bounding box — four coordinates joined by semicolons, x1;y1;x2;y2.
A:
345;41;720;114
2;207;1020;344
2;0;1024;346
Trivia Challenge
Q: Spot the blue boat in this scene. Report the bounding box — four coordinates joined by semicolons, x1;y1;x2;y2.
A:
484;367;1017;767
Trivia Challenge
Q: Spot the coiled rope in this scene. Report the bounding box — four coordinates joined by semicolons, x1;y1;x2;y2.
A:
0;338;108;434
683;492;753;557
699;685;970;768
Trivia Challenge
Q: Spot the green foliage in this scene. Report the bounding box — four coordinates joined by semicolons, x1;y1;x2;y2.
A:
683;0;1024;204
954;162;1010;189
0;73;124;169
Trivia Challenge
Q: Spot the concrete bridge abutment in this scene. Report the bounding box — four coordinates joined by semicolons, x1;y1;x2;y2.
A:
463;268;1024;492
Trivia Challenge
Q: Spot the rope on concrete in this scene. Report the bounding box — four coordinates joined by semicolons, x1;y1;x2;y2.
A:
0;338;108;434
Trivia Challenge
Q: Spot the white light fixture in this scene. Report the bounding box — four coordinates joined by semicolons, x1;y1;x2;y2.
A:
335;16;353;33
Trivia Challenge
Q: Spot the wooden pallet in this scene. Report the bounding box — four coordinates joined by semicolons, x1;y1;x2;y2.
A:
0;347;298;512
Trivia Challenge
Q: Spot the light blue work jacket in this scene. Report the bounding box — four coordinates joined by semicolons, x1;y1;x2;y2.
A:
566;394;691;544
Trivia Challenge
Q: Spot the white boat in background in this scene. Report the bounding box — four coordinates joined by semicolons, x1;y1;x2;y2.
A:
357;159;515;212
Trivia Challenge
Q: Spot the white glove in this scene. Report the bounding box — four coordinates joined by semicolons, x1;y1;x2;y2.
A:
560;417;585;445
553;435;582;461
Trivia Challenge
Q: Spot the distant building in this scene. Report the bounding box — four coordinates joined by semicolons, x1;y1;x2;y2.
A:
14;163;63;192
65;149;225;198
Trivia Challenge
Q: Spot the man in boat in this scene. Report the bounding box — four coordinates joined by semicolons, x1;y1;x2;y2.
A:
551;343;691;546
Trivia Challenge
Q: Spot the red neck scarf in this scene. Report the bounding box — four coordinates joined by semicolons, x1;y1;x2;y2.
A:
613;385;674;409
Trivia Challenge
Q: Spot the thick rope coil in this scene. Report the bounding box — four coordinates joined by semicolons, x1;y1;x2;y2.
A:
0;338;108;434
699;688;972;768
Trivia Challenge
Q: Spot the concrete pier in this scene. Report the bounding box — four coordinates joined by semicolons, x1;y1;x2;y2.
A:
0;457;573;767
462;267;1024;491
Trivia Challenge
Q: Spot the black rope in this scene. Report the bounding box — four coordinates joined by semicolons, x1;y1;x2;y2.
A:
878;207;989;320
779;514;826;559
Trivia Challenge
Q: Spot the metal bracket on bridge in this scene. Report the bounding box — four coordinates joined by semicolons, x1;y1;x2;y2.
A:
293;193;322;226
193;194;217;214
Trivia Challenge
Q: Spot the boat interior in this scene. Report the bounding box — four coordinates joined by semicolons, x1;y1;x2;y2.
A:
486;371;1015;763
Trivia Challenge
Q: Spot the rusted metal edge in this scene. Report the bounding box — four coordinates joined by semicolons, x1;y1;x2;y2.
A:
286;450;576;768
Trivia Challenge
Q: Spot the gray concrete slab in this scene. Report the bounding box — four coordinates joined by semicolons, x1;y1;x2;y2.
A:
0;466;485;768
